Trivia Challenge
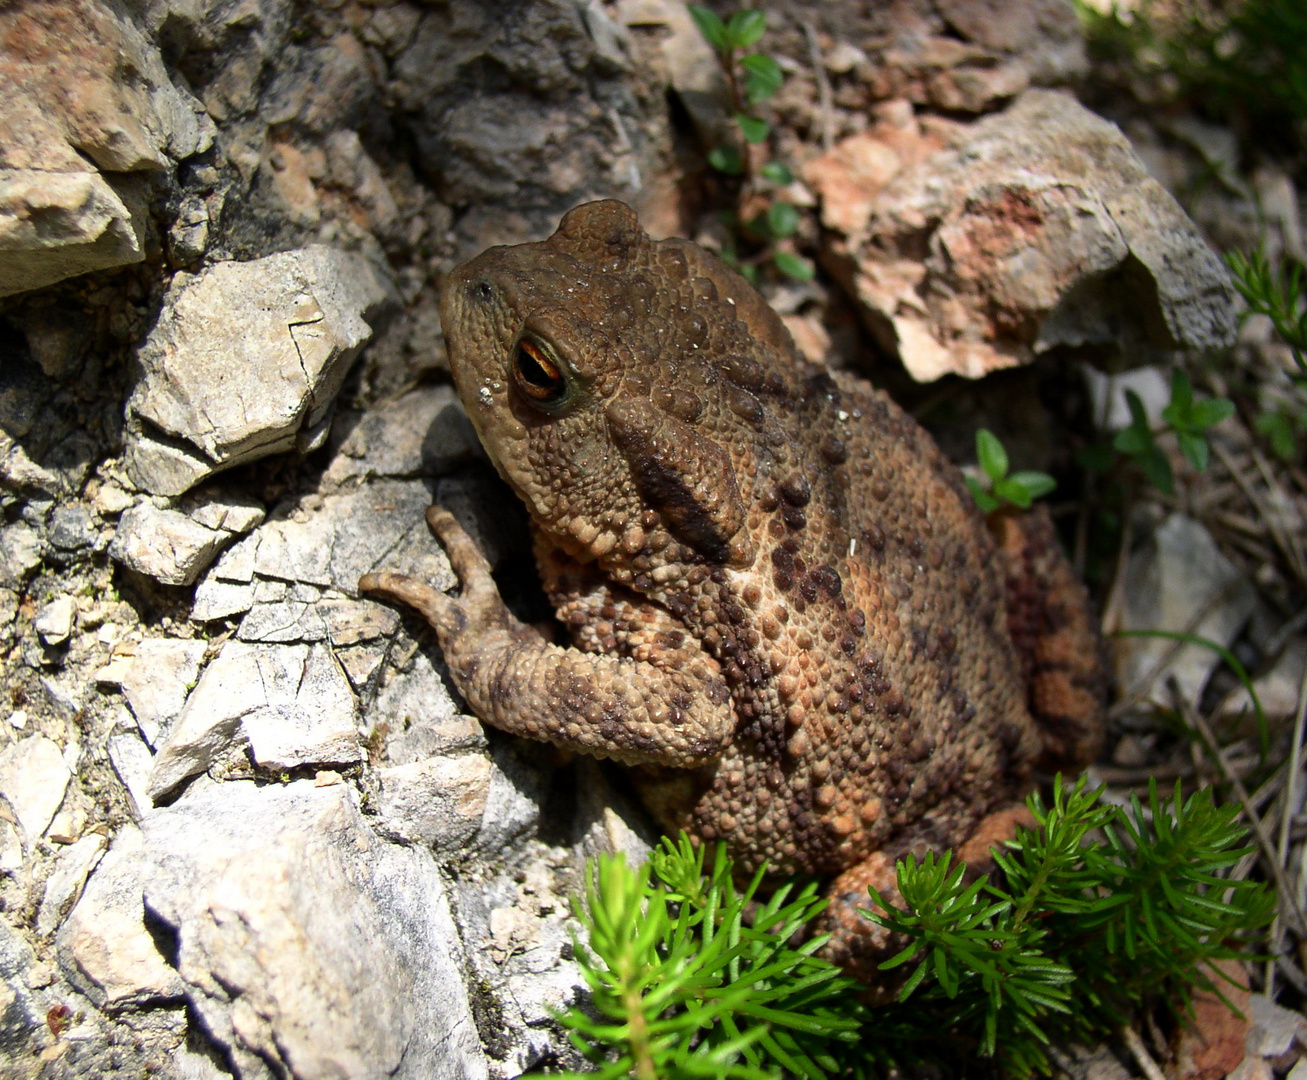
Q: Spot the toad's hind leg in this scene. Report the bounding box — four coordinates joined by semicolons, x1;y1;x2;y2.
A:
989;505;1107;772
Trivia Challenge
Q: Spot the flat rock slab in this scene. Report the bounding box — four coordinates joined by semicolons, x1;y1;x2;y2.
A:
808;89;1237;381
147;640;360;803
140;780;488;1080
125;246;395;496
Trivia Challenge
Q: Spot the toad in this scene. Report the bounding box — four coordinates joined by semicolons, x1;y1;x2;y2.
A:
360;200;1105;977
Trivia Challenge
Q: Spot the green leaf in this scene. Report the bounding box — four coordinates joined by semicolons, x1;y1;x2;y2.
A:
742;52;783;104
1177;429;1210;472
773;251;814;281
726;9;767;49
767;200;800;238
708;144;744;175
1255;409;1298;460
760;161;794;185
975;428;1009;482
965;475;999;513
993;476;1033;509
1008;471;1058;501
736;113;770;144
688;5;729;50
1189;397;1236;429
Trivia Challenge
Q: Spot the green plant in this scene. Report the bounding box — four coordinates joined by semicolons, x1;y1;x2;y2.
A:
1227;249;1307;376
688;6;813;283
867;777;1275;1078
556;780;1272;1079
555;834;864;1079
1254;406;1307;461
1078;0;1307;142
965;429;1057;512
1081;370;1233;495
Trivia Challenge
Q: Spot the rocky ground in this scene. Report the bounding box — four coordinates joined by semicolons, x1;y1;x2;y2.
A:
0;0;1305;1077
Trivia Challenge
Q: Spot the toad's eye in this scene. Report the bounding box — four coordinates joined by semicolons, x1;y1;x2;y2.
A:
513;337;568;404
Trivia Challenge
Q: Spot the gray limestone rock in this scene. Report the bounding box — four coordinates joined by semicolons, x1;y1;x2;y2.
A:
36;832;107;938
0;919;40;1063
124;247;396;497
0;0;213;297
109;503;229;587
373;752;492;850
141;780;488;1080
57;824;187;1009
95;638;208;748
148;640;360;802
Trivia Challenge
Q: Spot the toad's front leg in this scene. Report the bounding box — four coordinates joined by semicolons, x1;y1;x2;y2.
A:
360;507;734;768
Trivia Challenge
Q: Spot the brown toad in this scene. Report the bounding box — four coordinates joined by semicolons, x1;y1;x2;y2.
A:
360;200;1105;976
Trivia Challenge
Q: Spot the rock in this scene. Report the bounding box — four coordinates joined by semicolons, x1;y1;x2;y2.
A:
34;595;76;646
0;522;43;589
47;504;97;553
107;731;155;819
0;919;40;1060
189;579;257;624
148;641;360;802
375;652;484;762
0;168;146;299
95;638;208;748
1117;514;1260;706
323;385;481;488
1083;365;1173;431
124;247;396;497
1246;994;1307;1058
141;780;488;1080
109;503;228;587
36;833;108;938
1222;638;1307;724
236;596;399;645
57;824;186;1009
473;740;548;853
0;734;71;844
205;478;455;596
812;90;1237;381
1171;960;1250;1080
373;753;492;850
0;0;213;297
183;493;267;535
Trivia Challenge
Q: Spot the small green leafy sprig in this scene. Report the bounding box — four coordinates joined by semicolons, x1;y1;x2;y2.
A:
1082;370;1234;494
1226;249;1307;376
965;429;1057;512
688;6;813;283
555;834;864;1080
867;777;1274;1079
688;7;783;176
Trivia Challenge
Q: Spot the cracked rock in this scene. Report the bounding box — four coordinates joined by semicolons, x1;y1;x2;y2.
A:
109;502;230;586
809;90;1238;381
140;780;488;1080
124;246;396;497
147;640;360;803
95;638;208;748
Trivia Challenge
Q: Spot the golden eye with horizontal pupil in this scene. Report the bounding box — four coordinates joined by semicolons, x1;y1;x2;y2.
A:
513;337;568;403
